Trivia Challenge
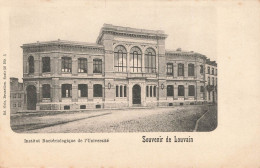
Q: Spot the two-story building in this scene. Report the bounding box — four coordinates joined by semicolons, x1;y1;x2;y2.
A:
10;77;24;113
21;24;217;111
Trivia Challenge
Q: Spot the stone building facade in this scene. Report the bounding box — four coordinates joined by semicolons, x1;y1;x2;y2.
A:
10;77;24;113
21;24;217;111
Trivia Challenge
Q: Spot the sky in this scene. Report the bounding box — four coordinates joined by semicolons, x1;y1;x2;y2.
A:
8;1;217;81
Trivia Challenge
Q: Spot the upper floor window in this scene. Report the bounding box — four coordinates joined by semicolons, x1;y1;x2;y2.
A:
188;64;195;76
145;48;156;73
208;77;210;85
93;59;102;73
178;85;185;96
42;57;50;73
167;63;173;75
78;58;88;73
208;67;210;74
114;45;127;72
78;84;88;97
42;84;51;98
62;57;72;72
167;85;174;97
93;84;102;97
28;56;34;74
130;47;142;72
212;77;215;85
200;65;204;74
212;68;214;75
62;84;72;98
178;63;184;76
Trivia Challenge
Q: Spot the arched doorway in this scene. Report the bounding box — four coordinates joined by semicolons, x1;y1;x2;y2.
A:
27;85;37;110
132;84;141;104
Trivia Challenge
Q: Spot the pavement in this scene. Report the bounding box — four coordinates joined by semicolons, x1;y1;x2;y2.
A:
10;105;217;133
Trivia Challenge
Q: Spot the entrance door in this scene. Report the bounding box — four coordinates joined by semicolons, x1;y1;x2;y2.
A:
132;84;141;104
27;85;37;110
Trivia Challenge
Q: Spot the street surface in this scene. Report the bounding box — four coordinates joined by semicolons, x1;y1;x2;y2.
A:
11;105;217;133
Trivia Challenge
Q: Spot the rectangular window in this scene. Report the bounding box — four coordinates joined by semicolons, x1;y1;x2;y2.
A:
120;85;123;97
178;64;184;76
42;57;51;73
116;85;119;97
153;86;156;97
188;64;195;76
146;86;149;97
124;86;127;97
78;84;88;97
178;85;184;96
200;86;204;92
93;84;102;97
167;63;173;75
167;85;174;97
62;57;72;72
62;84;72;98
42;84;51;98
188;85;195;96
78;58;88;73
93;59;102;73
150;86;153;97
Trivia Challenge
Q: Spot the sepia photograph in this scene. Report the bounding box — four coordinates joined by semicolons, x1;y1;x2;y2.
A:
9;5;218;133
1;0;260;168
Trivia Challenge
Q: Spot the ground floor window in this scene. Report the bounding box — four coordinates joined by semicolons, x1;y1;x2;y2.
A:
167;85;174;97
178;85;184;96
146;85;156;97
42;84;51;98
188;85;195;96
78;84;88;97
93;84;102;97
116;85;127;97
62;84;72;98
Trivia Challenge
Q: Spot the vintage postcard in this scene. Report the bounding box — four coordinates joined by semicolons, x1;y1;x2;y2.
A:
0;0;259;167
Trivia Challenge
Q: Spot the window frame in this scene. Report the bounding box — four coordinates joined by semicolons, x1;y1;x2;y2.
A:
61;57;72;73
78;58;88;73
178;85;185;96
114;45;127;72
62;84;72;98
93;59;102;73
188;85;195;96
93;84;103;97
167;63;173;75
167;85;174;97
78;84;88;97
42;84;51;98
145;48;156;73
42;57;51;73
188;63;195;76
130;47;142;73
178;63;184;76
28;56;34;74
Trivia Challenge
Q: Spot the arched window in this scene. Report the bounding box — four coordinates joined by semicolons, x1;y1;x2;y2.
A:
178;63;184;76
78;58;88;73
42;84;51;98
114;45;127;72
28;56;34;74
188;64;195;76
145;48;156;73
93;84;102;97
130;47;142;72
188;85;195;96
